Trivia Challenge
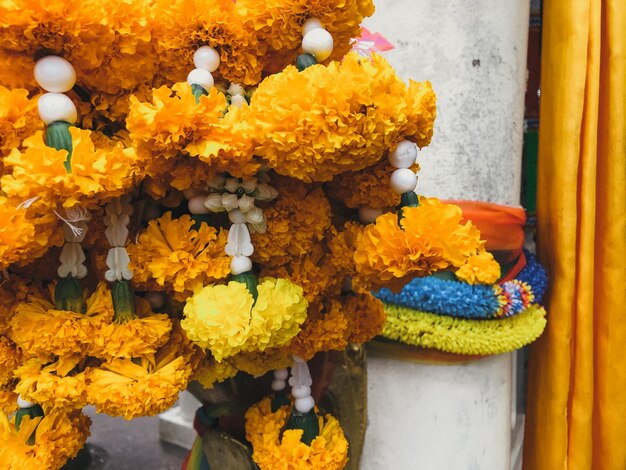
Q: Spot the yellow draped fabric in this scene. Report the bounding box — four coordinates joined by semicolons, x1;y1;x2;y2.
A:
523;0;626;468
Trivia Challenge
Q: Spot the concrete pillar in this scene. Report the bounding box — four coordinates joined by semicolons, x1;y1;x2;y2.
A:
361;1;530;468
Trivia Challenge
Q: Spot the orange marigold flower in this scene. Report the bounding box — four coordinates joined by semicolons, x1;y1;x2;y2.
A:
249;53;436;182
128;212;230;301
252;182;331;267
455;251;501;285
0;197;62;272
354;197;487;289
1;128;138;210
0;87;41;161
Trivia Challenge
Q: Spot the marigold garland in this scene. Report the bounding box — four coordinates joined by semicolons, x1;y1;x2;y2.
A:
245;397;349;470
15;356;89;412
0;409;91;470
88;297;172;360
354;197;498;289
1;128;138;210
0;337;20;387
86;330;199;419
248;53;436;182
10;283;113;360
381;304;547;355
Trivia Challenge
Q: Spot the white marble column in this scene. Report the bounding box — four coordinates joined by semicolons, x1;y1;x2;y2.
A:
361;1;530;468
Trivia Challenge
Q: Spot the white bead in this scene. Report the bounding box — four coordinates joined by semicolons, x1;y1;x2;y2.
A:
302;18;323;36
292;385;311;399
302;29;334;61
295;396;315;414
389;140;418;168
34;56;76;93
389;168;418;194
271;379;286;392
187;68;214;91
274;369;289;380
145;292;165;310
17;395;35;408
230;255;252;275
358;206;383;224
188;195;210;214
228;209;247;224
38;93;77;125
193;46;220;72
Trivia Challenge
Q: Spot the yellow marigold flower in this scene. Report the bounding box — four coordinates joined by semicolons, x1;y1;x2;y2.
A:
10;283;113;360
0;336;20;388
354;197;487;289
15;356;89;411
0;0;113;89
0;390;17;414
326;160;420;210
1;128;138;210
0;409;90;470
0;197;62;272
455;251;501;285
191;357;238;390
86;335;197;419
343;292;386;344
0;86;41;160
152;0;265;85
229;349;292;378
245;397;349;470
249;53;436;182
252;183;331;267
181;278;308;361
88;297;172;360
381;304;547;355
128;212;230;301
237;0;374;71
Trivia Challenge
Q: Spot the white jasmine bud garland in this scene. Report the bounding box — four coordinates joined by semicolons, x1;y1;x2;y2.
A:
290;356;315;414
204;193;225;212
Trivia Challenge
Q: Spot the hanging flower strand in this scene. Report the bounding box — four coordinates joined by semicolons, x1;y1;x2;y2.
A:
34;56;78;173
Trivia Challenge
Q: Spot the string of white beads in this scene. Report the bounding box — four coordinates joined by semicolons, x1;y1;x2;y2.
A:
188;46;220;91
289;355;315;414
34;56;77;124
271;368;289;392
389;140;419;194
301;18;334;62
104;197;134;282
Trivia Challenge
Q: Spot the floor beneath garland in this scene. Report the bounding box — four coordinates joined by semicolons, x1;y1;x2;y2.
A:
80;407;187;470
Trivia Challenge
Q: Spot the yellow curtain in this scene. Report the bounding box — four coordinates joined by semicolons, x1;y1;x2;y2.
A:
523;0;626;468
